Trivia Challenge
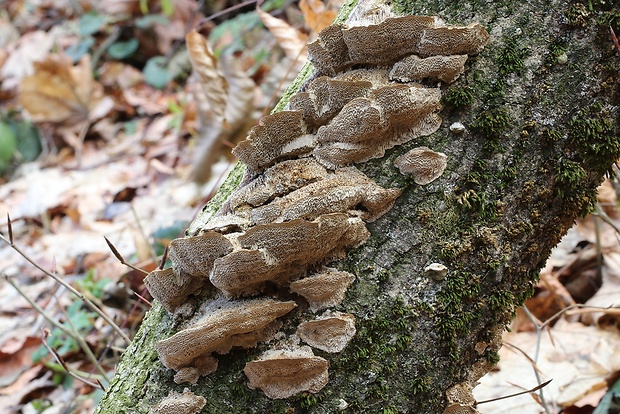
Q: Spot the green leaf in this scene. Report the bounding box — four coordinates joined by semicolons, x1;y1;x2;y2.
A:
0;122;16;173
79;12;105;36
143;56;172;89
66;37;95;62
594;377;620;414
14;121;41;161
108;38;139;60
160;0;174;16
135;14;169;29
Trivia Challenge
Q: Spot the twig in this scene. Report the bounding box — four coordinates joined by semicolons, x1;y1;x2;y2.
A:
92;26;121;70
159;244;169;270
0;220;130;344
521;305;552;414
196;0;260;30
41;329;104;390
4;275;110;381
56;297;111;381
592;203;620;235
476;379;553;405
104;236;149;276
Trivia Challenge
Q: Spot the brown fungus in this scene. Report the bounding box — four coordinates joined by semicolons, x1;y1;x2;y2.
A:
232;111;313;173
151;389;206;414
244;346;329;399
289;269;356;312
156;298;296;372
296;311;356;353
210;214;369;296
144;268;203;313
417;23;489;57
168;231;233;278
313;86;442;167
247;167;401;224
289;76;373;128
394;146;448;185
307;16;488;75
389;54;468;84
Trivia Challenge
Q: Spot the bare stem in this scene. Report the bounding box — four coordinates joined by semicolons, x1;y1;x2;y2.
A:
0;232;130;344
4;275;110;381
41;329;105;390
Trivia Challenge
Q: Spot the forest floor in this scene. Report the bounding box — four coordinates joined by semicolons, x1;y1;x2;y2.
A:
0;0;619;413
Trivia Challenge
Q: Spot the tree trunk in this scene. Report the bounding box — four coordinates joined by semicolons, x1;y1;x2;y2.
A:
95;0;620;412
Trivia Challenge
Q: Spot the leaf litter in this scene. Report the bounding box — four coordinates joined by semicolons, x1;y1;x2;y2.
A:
1;0;618;413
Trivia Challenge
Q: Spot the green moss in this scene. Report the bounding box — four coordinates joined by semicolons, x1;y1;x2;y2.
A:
411;376;433;395
443;86;475;108
565;3;591;27
567;103;619;176
434;271;482;360
487;291;516;312
485;349;501;365
471;108;512;153
497;38;528;75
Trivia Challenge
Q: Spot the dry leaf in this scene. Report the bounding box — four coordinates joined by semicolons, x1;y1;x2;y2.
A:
299;0;337;33
474;321;620;413
186;30;229;122
189;52;256;183
257;7;308;63
0;30;54;90
19;55;114;125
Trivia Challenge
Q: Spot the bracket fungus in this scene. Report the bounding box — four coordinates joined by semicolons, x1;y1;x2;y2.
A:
244;346;329;399
156;299;296;375
151;389;206;414
145;13;489;402
289;269;356;312
394;146;448;185
424;262;449;281
296;311;356;353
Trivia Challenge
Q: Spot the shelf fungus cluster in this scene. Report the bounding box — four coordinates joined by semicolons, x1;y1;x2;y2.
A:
145;14;488;403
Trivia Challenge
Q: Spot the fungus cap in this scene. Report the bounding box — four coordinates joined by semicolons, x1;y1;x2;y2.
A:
244;346;329;399
394;146;448;185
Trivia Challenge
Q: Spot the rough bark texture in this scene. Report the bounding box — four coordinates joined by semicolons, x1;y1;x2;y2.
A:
96;0;620;412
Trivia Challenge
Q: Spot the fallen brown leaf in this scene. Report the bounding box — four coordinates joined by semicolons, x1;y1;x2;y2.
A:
19;55;114;125
299;0;337;33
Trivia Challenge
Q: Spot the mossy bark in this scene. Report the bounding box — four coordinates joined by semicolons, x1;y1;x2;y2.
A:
95;0;620;413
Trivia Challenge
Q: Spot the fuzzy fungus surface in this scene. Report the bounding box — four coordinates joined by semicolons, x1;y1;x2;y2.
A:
243;346;329;399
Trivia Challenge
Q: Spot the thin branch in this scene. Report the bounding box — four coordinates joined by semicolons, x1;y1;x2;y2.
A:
7;213;13;244
0;231;130;344
5;274;111;381
104;236;149;275
41;329;104;390
476;379;553;405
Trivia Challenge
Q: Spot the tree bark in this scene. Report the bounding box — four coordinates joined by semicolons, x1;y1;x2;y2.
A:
95;0;620;412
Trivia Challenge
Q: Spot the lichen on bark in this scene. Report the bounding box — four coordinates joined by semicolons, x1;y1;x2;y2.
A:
95;0;620;412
